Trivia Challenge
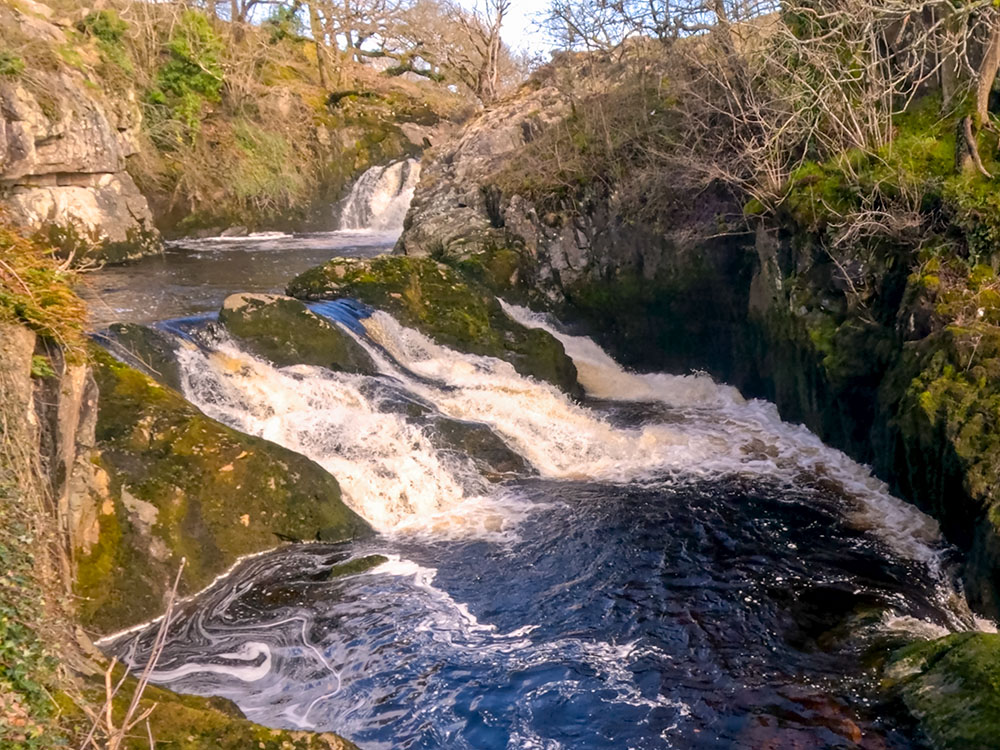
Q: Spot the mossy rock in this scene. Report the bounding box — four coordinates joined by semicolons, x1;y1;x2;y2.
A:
286;256;580;395
218;293;377;374
885;632;1000;749
59;666;358;749
97;323;184;391
78;347;372;635
356;379;528;477
427;416;529;478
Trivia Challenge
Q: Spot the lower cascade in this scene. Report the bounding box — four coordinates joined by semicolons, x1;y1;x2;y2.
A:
337;159;422;233
106;301;984;749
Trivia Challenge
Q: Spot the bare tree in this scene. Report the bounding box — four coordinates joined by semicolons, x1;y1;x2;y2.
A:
543;0;1000;201
379;0;520;103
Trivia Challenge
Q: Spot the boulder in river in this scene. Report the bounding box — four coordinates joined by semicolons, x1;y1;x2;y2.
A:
96;322;185;391
219;293;378;374
287;255;581;396
77;347;371;635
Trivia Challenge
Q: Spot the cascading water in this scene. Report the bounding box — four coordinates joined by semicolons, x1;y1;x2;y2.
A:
104;298;987;749
337;159;421;233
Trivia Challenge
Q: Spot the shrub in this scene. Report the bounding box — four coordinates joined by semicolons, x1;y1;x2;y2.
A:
0;222;86;356
78;9;127;45
0;50;25;77
146;11;224;141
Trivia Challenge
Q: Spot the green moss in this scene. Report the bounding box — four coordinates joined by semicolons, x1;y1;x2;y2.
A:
886;633;1000;749
77;348;371;635
99;323;184;391
218;293;377;374
328;554;388;579
451;242;534;299
286;256;580;394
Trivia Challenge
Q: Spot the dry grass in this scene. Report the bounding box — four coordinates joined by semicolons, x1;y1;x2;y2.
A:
0;220;88;357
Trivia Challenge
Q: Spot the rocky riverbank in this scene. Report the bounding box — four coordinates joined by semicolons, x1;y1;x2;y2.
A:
0;223;363;746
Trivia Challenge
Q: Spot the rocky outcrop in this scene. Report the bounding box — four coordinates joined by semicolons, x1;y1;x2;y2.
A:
0;1;159;261
397;67;755;377
400;55;1000;748
78;347;371;634
287;255;582;394
885;632;1000;749
0;317;361;747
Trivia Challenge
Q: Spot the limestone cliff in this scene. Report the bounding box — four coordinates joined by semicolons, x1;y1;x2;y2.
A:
0;0;159;261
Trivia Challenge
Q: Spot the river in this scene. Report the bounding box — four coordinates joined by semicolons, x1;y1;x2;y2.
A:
91;163;982;749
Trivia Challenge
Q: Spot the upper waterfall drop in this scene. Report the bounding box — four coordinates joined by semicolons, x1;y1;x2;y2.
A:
337;159;421;233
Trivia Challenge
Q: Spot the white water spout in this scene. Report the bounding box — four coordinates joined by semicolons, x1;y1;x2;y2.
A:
337;159;421;233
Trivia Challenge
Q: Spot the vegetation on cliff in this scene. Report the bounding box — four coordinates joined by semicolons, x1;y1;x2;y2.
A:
0;0;512;235
0;223;368;747
0;220;87;357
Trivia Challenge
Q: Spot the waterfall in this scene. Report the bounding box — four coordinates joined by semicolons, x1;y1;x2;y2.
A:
110;303;980;749
175;304;948;573
337;159;421;233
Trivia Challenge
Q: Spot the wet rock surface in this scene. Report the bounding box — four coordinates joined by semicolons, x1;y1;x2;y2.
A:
219;293;378;375
287;255;581;395
77;347;371;635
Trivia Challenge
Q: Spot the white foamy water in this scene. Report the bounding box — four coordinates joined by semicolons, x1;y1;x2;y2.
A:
338;159;421;232
175;301;953;580
498;302;948;570
178;344;484;534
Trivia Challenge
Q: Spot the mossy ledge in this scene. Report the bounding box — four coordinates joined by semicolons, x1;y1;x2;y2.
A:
56;665;359;750
885;632;1000;750
79;347;372;636
287;255;581;395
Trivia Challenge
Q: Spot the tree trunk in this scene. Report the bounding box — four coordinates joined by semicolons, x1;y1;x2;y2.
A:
977;23;1000;126
308;3;329;89
938;4;964;111
957;115;991;177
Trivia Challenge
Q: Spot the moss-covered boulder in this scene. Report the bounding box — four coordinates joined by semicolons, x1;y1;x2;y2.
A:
885;632;1000;749
78;348;371;635
96;322;185;391
219;293;378;374
287;256;580;394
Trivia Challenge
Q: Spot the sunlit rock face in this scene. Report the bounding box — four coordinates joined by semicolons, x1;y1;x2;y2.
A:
0;2;160;261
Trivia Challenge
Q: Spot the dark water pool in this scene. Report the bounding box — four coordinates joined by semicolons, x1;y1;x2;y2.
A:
109;472;948;749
